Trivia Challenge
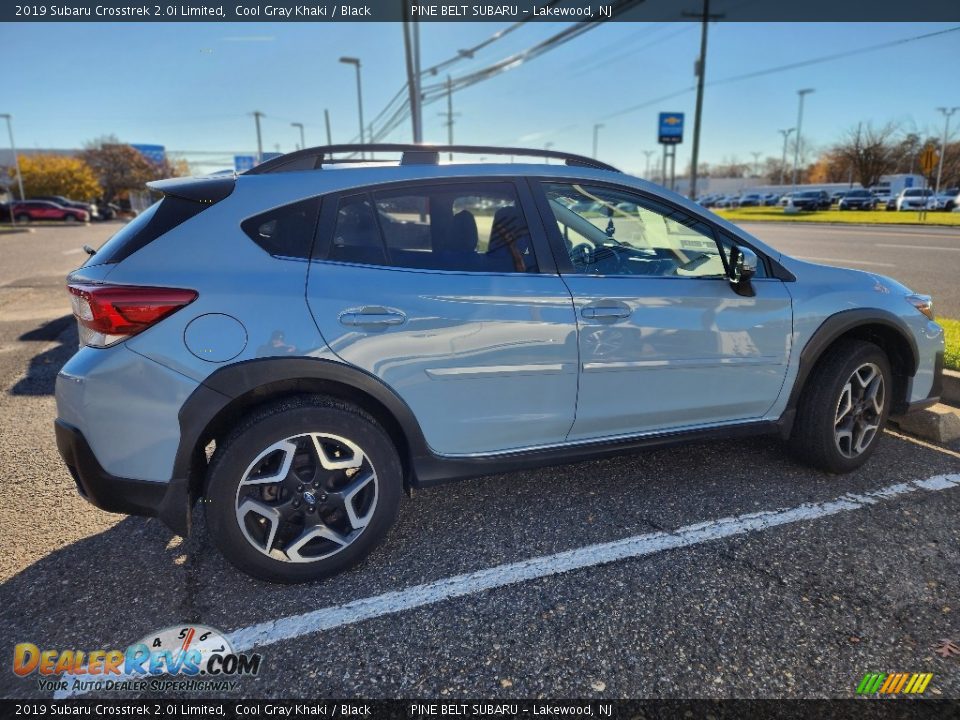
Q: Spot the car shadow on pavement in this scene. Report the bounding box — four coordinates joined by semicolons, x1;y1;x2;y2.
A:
10;316;77;396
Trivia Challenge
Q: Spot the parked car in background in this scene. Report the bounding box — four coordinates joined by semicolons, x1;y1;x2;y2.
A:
778;193;795;207
737;193;764;207
31;195;98;219
945;190;960;212
12;200;89;223
838;189;877;210
54;143;944;582
790;190;831;210
713;195;740;209
762;193;780;206
830;190;848;205
896;188;935;211
930;188;959;211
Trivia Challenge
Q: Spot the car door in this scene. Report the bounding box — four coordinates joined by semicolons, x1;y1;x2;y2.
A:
534;180;793;442
305;178;579;457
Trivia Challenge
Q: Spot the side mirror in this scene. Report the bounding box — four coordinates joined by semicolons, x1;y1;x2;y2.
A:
729;245;758;297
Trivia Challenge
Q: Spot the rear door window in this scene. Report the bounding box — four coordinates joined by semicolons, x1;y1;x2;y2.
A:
319;182;539;274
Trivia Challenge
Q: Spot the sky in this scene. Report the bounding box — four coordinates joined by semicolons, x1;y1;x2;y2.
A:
3;20;959;176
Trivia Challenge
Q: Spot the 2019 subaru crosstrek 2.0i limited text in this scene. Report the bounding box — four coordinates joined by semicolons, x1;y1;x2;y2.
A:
55;145;945;583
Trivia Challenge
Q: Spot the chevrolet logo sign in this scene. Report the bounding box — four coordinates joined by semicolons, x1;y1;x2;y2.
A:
663;116;681;125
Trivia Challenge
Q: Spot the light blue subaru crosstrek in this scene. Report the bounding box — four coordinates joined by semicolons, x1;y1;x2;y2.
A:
55;145;945;582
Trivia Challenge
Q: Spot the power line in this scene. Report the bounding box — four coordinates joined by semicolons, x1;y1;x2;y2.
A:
599;24;960;123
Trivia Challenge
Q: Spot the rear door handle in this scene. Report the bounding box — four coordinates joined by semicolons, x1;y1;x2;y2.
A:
581;302;631;320
339;306;407;328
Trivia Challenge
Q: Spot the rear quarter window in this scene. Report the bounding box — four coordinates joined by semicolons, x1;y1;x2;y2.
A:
241;197;322;259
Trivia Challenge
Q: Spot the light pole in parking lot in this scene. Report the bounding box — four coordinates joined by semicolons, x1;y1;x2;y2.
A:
791;89;814;190
251;111;264;165
592;123;603;159
340;56;365;159
643;150;655;179
934;106;958;197
0;114;25;210
778;128;795;187
291;122;305;151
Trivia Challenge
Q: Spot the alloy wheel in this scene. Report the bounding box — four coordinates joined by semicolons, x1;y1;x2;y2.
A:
834;362;885;458
234;432;378;563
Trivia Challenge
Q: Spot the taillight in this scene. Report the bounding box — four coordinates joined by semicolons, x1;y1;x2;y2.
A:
68;283;197;348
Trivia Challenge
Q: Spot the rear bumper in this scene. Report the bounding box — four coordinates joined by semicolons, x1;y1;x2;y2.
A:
55;419;191;536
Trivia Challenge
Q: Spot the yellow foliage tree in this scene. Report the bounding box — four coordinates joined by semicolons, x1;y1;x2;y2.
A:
15;154;101;201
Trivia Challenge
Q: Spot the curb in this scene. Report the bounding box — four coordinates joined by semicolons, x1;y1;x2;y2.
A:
942;369;960;408
890;403;960;445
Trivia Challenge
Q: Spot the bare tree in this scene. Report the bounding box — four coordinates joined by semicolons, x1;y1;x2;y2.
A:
833;123;899;188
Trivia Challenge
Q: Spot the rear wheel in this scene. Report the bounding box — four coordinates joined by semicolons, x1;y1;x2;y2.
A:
64;214;78;223
789;340;891;473
15;214;30;223
205;396;402;583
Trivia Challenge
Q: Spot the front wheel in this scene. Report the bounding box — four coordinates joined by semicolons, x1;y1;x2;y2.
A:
789;340;891;473
205;396;402;583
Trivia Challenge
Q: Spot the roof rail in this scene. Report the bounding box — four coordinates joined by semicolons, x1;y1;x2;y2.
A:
244;144;621;175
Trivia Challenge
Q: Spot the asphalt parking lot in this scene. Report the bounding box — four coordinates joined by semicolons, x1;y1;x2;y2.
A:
1;222;958;700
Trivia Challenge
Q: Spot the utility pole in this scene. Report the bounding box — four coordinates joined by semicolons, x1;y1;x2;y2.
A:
935;106;959;196
402;14;423;143
751;151;762;177
778;128;794;186
339;57;365;158
324;109;332;145
684;0;723;200
0;114;25;207
251;111;264;164
792;88;814;189
440;75;460;160
545;142;554;164
642;149;655;178
592;123;604;159
291;122;305;150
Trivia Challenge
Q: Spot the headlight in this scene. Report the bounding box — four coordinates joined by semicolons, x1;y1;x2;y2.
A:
905;294;934;321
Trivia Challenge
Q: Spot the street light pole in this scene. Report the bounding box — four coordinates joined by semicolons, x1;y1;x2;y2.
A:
643;149;655;178
291;122;305;150
251;111;264;164
0;113;25;205
324;109;332;145
339;57;365;158
792;88;814;189
592;123;603;159
934;106;958;196
402;14;423;143
778;128;794;186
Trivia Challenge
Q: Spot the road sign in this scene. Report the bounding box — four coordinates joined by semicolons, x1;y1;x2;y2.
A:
919;145;939;175
131;144;166;165
234;155;256;172
658;112;684;145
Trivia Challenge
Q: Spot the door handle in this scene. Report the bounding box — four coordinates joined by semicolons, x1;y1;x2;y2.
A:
339;307;407;328
581;302;631;320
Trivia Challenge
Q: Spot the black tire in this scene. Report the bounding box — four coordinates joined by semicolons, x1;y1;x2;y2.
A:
64;214;78;223
205;395;402;583
15;214;30;223
789;339;892;474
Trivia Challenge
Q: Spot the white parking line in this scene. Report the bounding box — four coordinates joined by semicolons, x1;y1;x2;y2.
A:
55;471;960;699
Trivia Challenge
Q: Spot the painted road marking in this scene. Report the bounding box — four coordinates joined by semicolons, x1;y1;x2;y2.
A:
877;243;960;252
54;471;960;698
795;256;895;268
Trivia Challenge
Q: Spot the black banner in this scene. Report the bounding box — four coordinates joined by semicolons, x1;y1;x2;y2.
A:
2;700;960;719
3;0;960;23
